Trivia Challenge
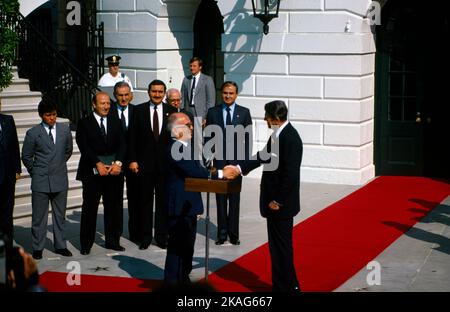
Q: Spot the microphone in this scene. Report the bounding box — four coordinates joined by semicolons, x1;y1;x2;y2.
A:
204;152;214;168
189;102;199;120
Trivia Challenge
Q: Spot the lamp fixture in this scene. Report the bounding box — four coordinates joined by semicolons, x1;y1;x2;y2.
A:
251;0;281;35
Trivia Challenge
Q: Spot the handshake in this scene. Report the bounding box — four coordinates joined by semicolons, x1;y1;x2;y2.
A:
222;165;241;180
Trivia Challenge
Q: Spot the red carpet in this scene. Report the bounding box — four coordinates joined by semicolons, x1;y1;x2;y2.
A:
39;271;161;292
39;176;450;292
208;176;450;292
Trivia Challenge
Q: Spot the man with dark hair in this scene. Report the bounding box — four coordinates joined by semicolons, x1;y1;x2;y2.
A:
109;81;140;244
180;57;215;125
129;80;177;249
0;111;21;245
22;99;73;259
224;100;303;292
76;92;126;255
205;81;252;245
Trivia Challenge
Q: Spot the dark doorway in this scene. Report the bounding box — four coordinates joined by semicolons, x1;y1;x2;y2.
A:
193;0;224;103
375;1;450;178
17;0;103;126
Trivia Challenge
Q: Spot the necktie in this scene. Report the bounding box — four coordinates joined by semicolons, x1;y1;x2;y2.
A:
153;105;159;141
48;125;54;144
226;107;232;126
190;76;196;106
120;108;126;129
100;117;107;141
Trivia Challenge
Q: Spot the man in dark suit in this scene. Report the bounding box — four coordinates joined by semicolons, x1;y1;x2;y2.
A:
224;100;303;292
0;113;21;245
128;80;177;250
205;81;252;245
109;81;139;244
180;57;215;125
164;112;219;284
21;99;73;259
76;92;126;255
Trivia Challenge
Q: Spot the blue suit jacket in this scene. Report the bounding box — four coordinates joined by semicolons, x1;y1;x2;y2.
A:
205;103;253;169
240;122;303;219
165;140;212;217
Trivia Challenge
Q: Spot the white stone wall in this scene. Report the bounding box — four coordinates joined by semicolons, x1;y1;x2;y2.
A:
218;0;376;185
96;0;376;185
97;0;200;103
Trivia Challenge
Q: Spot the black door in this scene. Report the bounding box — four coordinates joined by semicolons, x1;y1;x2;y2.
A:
375;1;450;178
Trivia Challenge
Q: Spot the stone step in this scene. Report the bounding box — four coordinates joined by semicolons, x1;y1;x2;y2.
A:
0;91;42;106
0;103;40;120
2;78;30;92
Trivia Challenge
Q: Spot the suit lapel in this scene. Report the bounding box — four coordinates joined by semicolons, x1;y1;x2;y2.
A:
233;105;241;126
89;114;104;143
0;116;5;146
196;75;205;91
218;105;225;129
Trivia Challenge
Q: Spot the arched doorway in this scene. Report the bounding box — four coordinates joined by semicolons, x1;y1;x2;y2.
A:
375;0;450;178
193;0;224;103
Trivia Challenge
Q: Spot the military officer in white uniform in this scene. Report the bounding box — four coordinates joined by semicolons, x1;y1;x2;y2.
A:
98;55;134;92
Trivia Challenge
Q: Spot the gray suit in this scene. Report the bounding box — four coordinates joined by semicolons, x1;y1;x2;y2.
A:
22;122;73;251
180;73;216;120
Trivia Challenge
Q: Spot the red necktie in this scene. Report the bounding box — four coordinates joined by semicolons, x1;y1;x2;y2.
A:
153;105;159;141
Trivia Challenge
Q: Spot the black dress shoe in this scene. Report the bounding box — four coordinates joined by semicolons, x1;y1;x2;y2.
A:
139;241;151;250
105;244;125;251
215;239;226;245
32;250;43;260
80;249;90;255
55;248;73;257
230;238;240;245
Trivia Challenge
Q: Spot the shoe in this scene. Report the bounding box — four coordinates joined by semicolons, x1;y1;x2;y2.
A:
156;241;167;249
139;241;151;250
55;248;73;257
215;239;226;245
230;238;240;245
32;250;43;260
80;248;90;255
105;244;125;252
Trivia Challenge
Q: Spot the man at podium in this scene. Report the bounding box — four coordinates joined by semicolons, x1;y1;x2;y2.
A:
164;112;227;284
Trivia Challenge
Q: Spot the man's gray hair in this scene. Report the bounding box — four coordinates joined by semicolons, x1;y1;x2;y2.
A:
113;81;131;94
166;88;181;98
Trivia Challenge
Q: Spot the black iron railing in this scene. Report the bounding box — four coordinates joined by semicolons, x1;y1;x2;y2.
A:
5;11;104;127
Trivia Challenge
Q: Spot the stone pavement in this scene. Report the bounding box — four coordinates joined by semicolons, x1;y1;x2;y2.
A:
11;177;450;291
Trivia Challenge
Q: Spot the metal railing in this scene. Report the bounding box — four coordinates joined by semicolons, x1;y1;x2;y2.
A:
2;11;104;127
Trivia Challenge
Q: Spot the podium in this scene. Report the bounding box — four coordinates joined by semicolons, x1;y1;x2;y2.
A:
185;178;241;281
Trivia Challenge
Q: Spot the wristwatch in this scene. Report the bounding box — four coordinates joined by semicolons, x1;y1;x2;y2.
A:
114;160;123;167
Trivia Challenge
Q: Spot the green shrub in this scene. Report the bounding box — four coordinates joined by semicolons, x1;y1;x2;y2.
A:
0;0;20;91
